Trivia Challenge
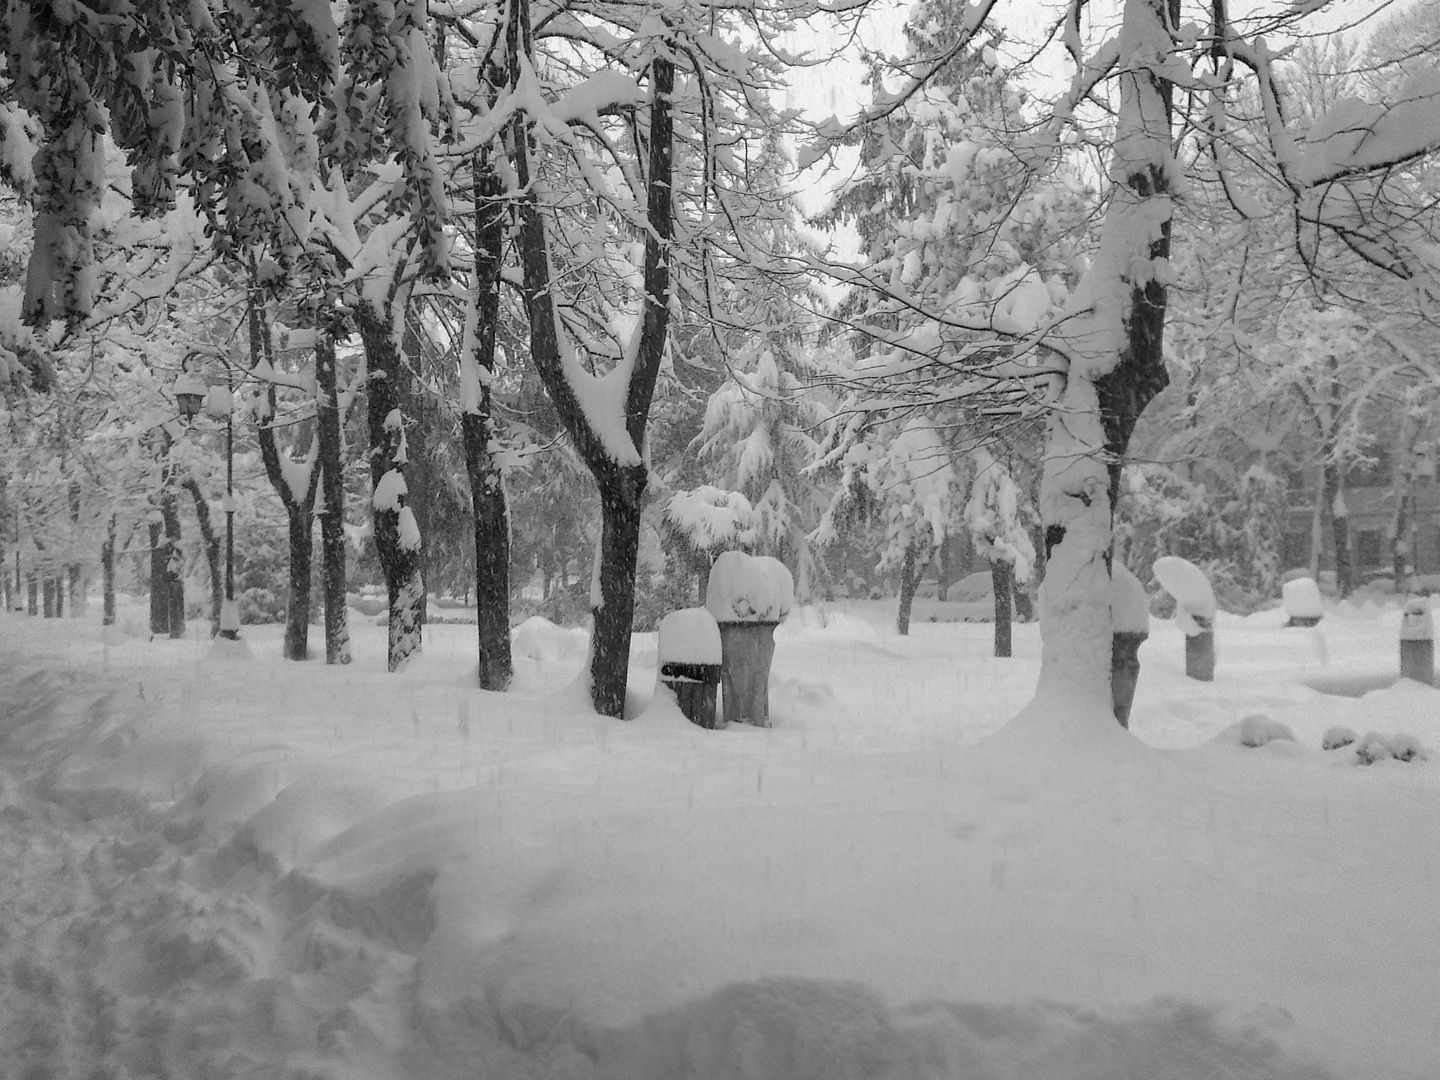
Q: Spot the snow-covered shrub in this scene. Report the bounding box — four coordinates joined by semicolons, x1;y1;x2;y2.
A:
238;586;284;624
1385;733;1428;763
1237;714;1296;748
1353;732;1394;765
1321;725;1357;751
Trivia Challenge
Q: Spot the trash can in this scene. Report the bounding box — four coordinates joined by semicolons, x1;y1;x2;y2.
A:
657;607;724;728
660;660;722;728
1399;598;1434;686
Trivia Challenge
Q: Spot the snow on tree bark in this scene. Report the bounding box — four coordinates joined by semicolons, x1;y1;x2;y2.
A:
358;298;424;673
182;478;222;638
315;327;352;666
461;153;512;692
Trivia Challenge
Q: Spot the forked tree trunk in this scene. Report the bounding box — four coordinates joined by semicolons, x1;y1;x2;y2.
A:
183;478;223;637
991;558;1013;658
315;329;352;665
506;0;674;716
462;150;512;690
1034;0;1174;714
252;282;321;660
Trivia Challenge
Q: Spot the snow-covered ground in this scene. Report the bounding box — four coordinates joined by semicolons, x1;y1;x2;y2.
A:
0;595;1436;1079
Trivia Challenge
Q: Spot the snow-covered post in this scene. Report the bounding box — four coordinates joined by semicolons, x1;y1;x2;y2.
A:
1282;576;1324;628
657;608;723;728
1153;556;1217;682
1399;598;1434;686
1110;563;1150;727
706;551;794;726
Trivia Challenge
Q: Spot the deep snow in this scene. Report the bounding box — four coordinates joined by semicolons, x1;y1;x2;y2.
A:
0;594;1436;1079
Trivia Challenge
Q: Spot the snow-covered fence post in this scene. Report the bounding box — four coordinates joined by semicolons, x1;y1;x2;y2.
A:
1110;563;1150;728
1153;556;1217;683
1399;598;1434;686
657;608;723;728
1282;576;1323;628
705;551;794;727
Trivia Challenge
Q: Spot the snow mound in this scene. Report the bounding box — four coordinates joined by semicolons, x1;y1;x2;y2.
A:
512;616;588;663
706;551;794;624
1282;577;1324;622
1321;725;1357;751
1153;556;1216;635
1111;562;1150;635
658;607;722;665
1350;731;1428;765
1211;714;1297;750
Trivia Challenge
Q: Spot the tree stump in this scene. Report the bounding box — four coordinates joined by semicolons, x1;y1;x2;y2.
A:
1111;631;1147;728
718;621;778;726
660;661;721;728
1185;618;1215;682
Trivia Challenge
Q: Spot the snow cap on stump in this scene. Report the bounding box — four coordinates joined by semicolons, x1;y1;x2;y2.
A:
1282;576;1324;622
1110;562;1150;635
658;607;722;665
706;551;794;624
1152;555;1217;636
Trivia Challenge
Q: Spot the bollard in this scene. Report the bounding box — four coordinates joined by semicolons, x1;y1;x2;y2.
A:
1111;631;1148;728
1282;576;1324;627
1185;616;1216;682
657;608;723;728
1399;598;1434;686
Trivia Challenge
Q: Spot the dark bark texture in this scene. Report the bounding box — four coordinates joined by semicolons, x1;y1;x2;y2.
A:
183;478;223;637
990;558;1013;658
896;546;919;637
315;330;352;665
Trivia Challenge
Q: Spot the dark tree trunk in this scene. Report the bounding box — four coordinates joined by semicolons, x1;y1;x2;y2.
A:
183;478;223;637
1012;574;1034;623
26;572;37;616
506;3;673;715
148;522;168;635
161;489;184;638
252;282;321;659
402;313;432;632
991;558;1013;658
1324;461;1352;598
66;564;81;616
896;545;919;636
53;574;63;618
358;299;424;672
462;151;513;691
315;330;352;665
590;464;647;716
284;505;313;660
102;517;117;626
42;577;55;618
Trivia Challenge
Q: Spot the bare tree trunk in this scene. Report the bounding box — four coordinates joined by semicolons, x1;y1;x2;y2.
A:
284;506;314;661
42;576;55;618
67;564;81;616
1325;461;1352;598
991;558;1013;658
358;298;424;672
252;280;321;660
161;488;184;638
506;1;674;716
26;572;37;616
102;516;116;626
462;150;513;690
147;522;170;635
315;329;352;665
183;478;223;637
896;546;919;636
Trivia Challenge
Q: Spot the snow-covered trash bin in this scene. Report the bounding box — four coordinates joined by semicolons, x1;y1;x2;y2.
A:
1282;576;1324;628
1110;563;1150;728
657;608;723;729
1399;597;1434;687
1153;555;1217;682
705;551;794;727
